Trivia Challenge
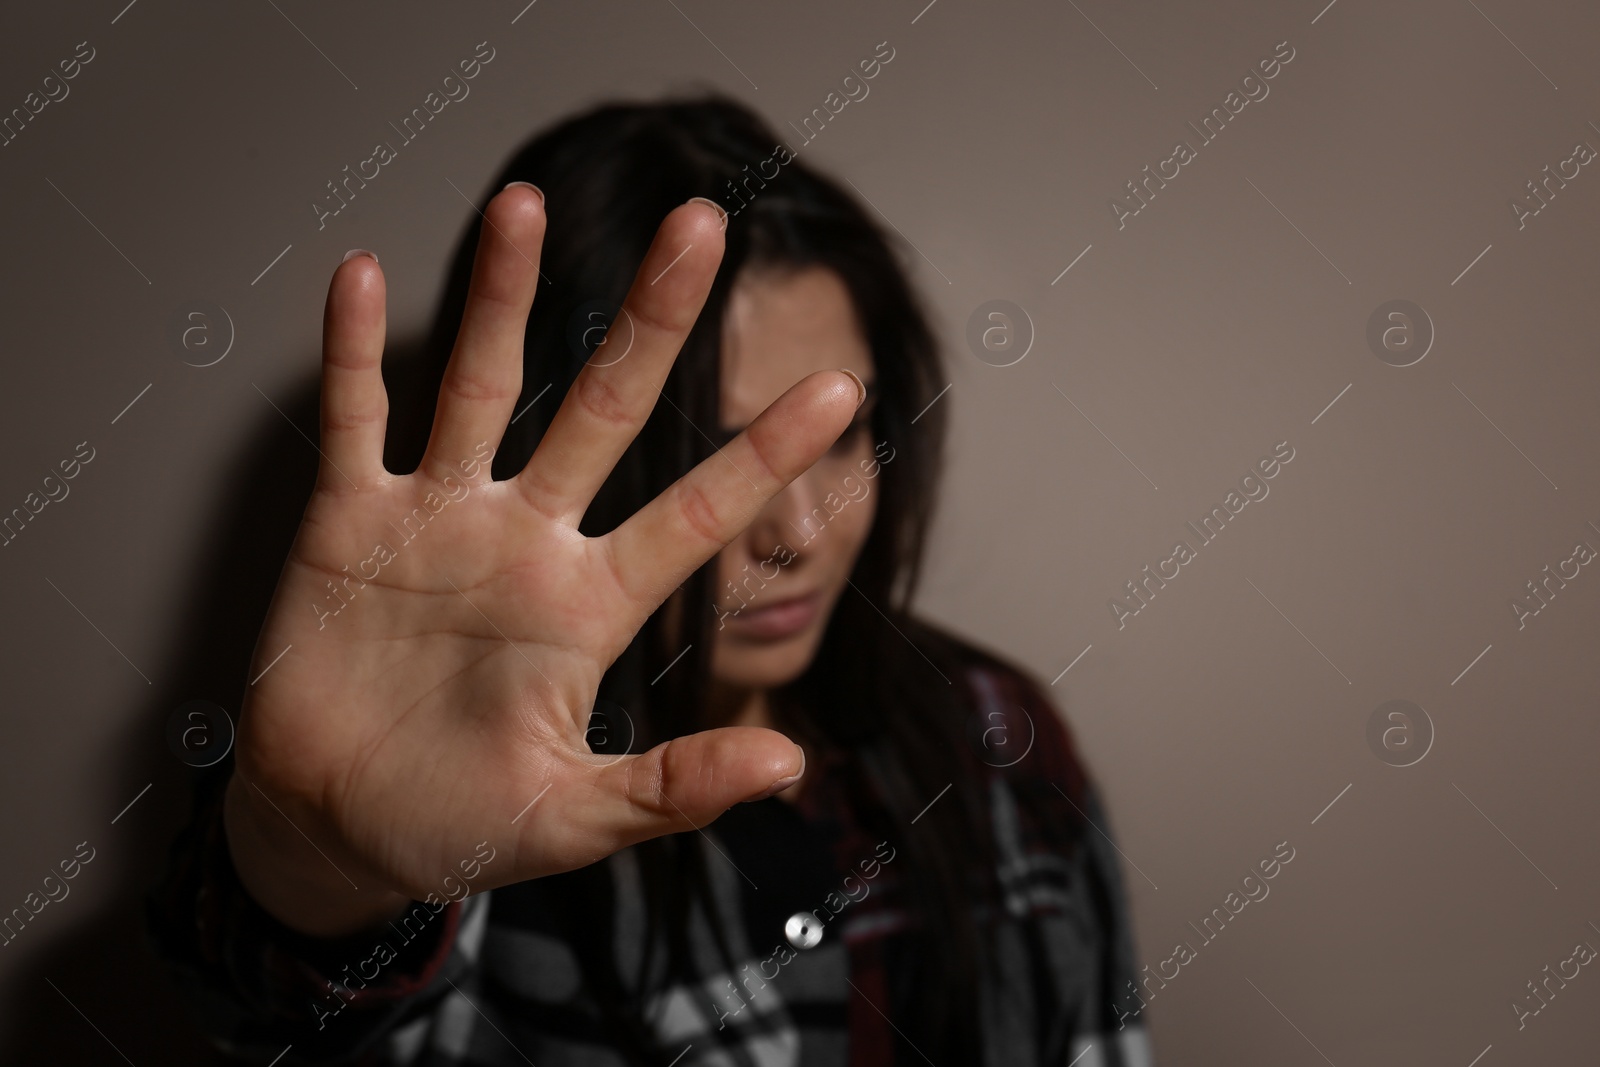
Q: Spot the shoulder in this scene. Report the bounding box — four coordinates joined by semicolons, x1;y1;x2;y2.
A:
905;617;1092;798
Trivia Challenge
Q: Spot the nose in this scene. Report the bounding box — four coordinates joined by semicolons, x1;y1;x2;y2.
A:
744;464;824;568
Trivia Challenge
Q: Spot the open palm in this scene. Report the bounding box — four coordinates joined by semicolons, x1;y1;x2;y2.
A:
225;187;862;935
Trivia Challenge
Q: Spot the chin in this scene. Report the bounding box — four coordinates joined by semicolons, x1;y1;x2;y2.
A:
712;625;824;690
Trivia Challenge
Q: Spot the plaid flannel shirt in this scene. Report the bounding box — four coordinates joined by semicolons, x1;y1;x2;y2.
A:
150;660;1155;1066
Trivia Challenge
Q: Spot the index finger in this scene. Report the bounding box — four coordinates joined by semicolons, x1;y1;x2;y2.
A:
599;367;865;608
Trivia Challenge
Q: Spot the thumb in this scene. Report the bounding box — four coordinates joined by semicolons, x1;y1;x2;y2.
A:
585;726;805;852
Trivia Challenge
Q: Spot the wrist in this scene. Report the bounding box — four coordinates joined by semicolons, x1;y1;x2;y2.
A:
223;772;412;938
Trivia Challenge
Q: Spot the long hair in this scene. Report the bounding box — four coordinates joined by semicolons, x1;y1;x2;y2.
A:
407;91;1081;1063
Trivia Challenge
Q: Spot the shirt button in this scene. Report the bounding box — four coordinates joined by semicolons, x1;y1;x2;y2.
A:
785;911;823;950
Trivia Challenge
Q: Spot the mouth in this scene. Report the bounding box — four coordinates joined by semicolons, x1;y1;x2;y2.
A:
723;591;822;640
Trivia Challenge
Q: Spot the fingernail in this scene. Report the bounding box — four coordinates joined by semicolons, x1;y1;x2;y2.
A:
744;774;799;803
342;249;378;264
503;180;545;204
743;745;805;803
686;196;729;232
839;367;867;408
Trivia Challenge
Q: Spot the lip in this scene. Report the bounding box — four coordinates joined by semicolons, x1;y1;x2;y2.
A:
725;591;822;640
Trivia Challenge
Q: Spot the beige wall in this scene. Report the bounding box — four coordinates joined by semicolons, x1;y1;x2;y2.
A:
1;0;1597;1061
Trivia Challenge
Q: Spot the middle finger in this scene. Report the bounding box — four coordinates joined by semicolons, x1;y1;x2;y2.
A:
513;198;727;524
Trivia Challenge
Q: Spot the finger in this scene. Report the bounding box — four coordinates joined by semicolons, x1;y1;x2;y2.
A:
423;183;546;480
601;368;863;608
580;727;804;853
514;198;727;523
319;250;390;487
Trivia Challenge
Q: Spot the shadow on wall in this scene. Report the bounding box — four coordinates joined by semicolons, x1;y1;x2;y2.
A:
0;339;451;1065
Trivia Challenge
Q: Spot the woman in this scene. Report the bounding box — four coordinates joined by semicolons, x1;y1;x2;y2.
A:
150;94;1152;1067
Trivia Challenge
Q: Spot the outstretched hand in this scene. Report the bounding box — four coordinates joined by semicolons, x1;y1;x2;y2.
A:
224;186;865;936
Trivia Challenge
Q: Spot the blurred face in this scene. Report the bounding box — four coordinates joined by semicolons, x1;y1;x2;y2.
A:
708;265;879;692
